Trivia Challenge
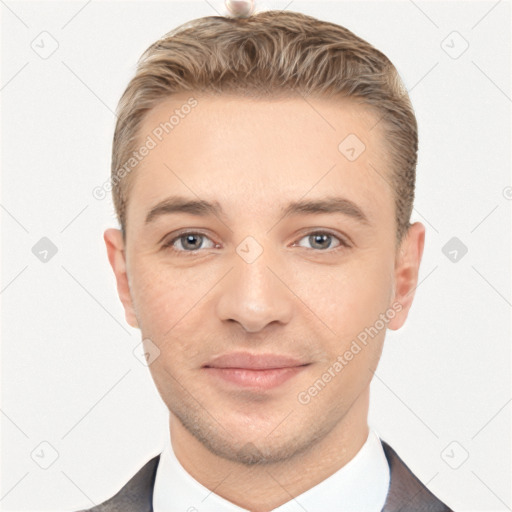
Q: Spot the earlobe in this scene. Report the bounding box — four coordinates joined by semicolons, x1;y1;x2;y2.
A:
104;228;139;329
387;222;425;330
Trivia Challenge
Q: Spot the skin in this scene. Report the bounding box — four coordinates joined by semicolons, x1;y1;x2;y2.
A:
105;92;425;511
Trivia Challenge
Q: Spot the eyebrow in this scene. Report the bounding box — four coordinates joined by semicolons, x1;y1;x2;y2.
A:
144;195;370;225
145;197;226;224
280;197;369;224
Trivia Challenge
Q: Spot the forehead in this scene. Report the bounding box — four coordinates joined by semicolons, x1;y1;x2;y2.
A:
127;93;393;228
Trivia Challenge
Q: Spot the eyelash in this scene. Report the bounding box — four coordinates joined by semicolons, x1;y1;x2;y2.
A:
161;230;351;257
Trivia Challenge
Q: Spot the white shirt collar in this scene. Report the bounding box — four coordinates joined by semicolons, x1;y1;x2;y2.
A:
153;427;390;512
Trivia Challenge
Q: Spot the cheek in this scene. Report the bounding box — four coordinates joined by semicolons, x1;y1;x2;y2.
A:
128;259;224;361
291;255;394;339
128;261;197;336
299;263;391;402
133;274;174;329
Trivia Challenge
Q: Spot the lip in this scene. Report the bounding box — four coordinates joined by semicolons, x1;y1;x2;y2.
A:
204;352;307;370
203;352;310;390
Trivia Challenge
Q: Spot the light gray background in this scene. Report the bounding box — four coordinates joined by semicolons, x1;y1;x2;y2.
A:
1;0;510;511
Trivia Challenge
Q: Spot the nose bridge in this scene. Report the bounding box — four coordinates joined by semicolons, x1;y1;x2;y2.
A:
215;235;293;332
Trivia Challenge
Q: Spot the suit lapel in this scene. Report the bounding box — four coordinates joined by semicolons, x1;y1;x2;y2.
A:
77;455;160;512
381;441;452;511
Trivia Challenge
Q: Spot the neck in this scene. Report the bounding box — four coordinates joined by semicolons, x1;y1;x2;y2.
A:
170;390;370;512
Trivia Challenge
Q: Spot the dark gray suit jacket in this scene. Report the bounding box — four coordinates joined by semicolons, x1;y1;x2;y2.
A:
76;441;453;511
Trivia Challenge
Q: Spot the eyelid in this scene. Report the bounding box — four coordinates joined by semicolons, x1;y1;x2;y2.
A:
292;228;351;248
161;229;217;250
162;228;351;255
158;228;212;246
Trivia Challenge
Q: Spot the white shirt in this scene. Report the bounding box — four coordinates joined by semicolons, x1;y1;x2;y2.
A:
153;427;390;512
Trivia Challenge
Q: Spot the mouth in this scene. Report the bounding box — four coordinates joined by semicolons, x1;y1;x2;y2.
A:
202;352;311;390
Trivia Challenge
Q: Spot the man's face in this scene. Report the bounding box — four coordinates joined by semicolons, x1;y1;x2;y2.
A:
106;93;423;464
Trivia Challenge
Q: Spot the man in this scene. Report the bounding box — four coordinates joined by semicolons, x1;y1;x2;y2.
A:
78;6;453;512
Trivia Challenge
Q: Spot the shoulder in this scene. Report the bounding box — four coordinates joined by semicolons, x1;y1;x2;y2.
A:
73;454;160;512
381;441;453;512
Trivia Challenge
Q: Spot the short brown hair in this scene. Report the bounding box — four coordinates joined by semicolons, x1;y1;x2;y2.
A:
111;10;417;242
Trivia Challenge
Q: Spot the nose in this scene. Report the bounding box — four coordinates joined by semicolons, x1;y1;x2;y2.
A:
215;246;293;333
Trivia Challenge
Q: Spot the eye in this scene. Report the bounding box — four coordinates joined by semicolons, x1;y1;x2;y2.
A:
162;232;216;255
162;230;350;257
294;231;349;252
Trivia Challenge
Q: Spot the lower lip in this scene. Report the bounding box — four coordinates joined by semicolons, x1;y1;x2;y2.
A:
204;366;307;390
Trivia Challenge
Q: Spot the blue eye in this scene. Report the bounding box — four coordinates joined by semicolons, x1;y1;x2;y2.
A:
162;230;350;257
163;232;216;254
295;232;346;251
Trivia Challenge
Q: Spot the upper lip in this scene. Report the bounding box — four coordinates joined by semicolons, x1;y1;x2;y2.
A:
204;352;308;370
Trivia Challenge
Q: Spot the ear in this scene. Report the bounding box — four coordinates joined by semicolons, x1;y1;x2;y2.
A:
387;222;425;330
104;228;139;329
